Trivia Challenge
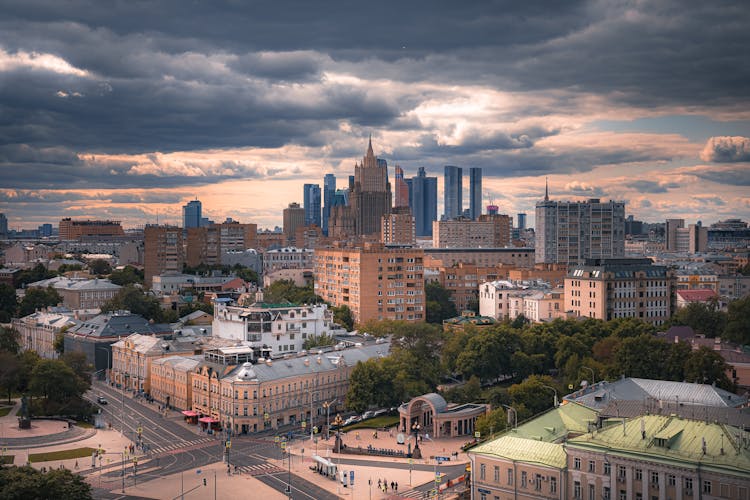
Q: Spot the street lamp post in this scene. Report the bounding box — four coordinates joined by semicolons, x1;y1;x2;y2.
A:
581;365;596;385
541;385;559;407
501;404;518;430
95;346;111;383
323;399;337;440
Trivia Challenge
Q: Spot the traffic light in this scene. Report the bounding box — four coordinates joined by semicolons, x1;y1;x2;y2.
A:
203;478;207;486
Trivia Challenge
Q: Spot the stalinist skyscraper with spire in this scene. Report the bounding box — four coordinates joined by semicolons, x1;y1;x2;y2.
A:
349;136;392;236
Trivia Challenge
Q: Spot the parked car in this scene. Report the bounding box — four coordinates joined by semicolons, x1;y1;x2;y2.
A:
343;416;361;426
361;411;375;420
373;409;388;417
97;396;108;405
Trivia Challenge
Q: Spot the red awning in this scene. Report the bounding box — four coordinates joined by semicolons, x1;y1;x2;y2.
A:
181;410;198;417
198;416;219;423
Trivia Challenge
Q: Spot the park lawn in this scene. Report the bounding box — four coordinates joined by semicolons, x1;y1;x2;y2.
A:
0;406;13;417
76;421;95;429
0;455;13;464
343;415;399;431
29;447;100;463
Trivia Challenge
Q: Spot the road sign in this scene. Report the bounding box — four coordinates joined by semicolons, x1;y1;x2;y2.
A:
435;473;441;484
313;426;318;434
225;440;231;449
274;436;280;443
302;421;306;429
474;431;480;438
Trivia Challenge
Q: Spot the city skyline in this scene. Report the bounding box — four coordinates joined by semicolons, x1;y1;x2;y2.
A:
1;1;749;229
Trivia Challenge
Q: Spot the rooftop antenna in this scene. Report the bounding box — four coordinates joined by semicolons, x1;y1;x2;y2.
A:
544;177;549;201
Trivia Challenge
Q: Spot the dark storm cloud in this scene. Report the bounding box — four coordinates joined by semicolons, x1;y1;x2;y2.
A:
691;167;750;187
700;136;750;163
0;0;747;193
625;180;681;193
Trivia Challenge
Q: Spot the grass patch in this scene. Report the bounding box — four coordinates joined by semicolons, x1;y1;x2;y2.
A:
76;421;94;429
0;407;13;417
343;415;399;431
29;447;100;463
0;455;13;464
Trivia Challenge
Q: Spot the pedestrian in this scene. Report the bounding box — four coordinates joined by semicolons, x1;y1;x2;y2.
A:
378;479;381;489
385;480;388;491
391;481;395;491
395;481;398;491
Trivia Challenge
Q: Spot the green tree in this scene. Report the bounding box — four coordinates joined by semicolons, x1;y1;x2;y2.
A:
508;375;560;417
30;359;81;403
263;280;321;304
53;331;66;355
724;296;750;345
101;285;164;322
345;359;390;413
0;283;17;322
0;465;92;500
614;334;671;379
231;264;259;284
670;301;727;338
0;351;21;403
442;376;482;404
425;281;457;324
18;286;62;317
109;265;144;286
475;407;508;438
89;258;112;276
684;346;734;391
13;263;56;288
332;305;354;331
456;327;520;381
0;326;21;355
56;263;83;274
60;351;93;394
16;350;41;394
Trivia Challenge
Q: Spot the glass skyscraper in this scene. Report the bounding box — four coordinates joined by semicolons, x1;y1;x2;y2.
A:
322;173;336;236
469;167;482;220
408;167;438;237
303;183;322;227
443;165;462;220
182;199;202;229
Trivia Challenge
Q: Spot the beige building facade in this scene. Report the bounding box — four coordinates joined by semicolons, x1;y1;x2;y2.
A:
144;225;184;288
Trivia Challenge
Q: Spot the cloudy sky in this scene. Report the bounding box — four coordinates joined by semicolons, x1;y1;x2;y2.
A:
1;0;749;230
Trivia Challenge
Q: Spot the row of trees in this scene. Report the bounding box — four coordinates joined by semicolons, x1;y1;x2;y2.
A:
670;297;750;345
344;315;737;419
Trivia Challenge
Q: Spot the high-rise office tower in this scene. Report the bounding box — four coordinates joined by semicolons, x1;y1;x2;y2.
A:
182;199;202;229
322;174;336;236
469;167;482;220
349;137;392;236
394;165;410;208
517;213;527;230
535;181;625;264
407;167;438;237
0;213;7;237
443;166;462;220
303;184;322;227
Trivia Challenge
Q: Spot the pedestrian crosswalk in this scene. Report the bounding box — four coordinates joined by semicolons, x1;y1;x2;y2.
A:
398;488;436;499
152;437;216;455
236;463;284;476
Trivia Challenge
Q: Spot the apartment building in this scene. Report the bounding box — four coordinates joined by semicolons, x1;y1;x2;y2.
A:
144;225;184;288
314;243;425;323
381;207;416;245
564;258;674;325
432;214;511;248
186;220;257;267
424;248;534;268
479;280;564;322
150;356;202;411
262;247;314;274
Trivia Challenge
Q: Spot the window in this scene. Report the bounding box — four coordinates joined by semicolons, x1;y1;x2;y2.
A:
507;469;513;485
668;474;676;486
480;464;485;480
650;471;659;485
618;466;626;480
619;491;627;500
604;486;610;500
550;477;557;493
685;477;693;494
635;468;643;481
535;474;541;491
703;481;712;494
604;462;611;476
493;466;499;482
589;460;596;473
521;471;527;487
589;484;595;500
574;481;582;499
574;457;581;470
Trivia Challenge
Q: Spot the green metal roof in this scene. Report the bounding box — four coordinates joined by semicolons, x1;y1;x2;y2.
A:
567;415;750;477
505;402;599;443
471;435;567;469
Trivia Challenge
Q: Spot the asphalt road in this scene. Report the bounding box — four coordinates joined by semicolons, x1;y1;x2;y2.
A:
85;381;340;500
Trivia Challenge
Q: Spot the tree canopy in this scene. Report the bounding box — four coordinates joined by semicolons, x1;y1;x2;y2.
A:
262;280;321;304
0;466;92;500
18;287;61;317
108;265;144;286
425;281;457;324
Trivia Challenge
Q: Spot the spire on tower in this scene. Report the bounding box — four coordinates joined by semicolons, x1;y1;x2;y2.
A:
367;134;374;157
544;176;549;201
